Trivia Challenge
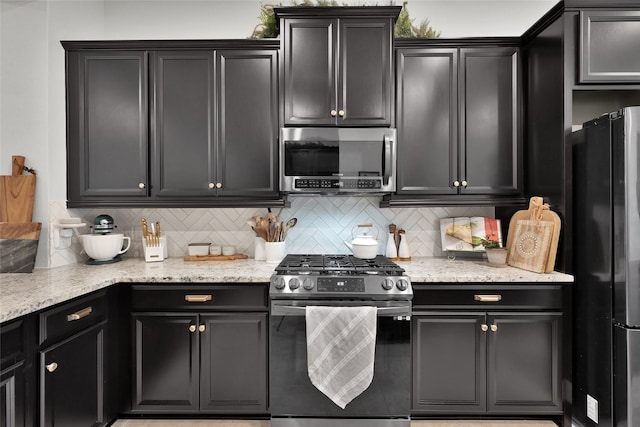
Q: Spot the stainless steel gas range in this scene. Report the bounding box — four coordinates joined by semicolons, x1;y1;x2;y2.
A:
269;254;412;427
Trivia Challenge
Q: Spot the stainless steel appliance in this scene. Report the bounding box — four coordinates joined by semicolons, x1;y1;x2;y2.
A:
572;106;640;427
269;254;412;427
280;127;397;194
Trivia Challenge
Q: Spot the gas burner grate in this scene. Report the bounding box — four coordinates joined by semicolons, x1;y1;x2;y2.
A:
275;254;405;276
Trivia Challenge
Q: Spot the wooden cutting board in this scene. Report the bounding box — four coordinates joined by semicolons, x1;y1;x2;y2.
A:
184;254;249;262
506;196;561;273
0;175;36;223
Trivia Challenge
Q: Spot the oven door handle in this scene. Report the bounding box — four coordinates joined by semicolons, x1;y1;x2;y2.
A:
270;304;411;317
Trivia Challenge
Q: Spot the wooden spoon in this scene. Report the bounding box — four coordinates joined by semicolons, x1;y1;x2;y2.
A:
282;217;297;241
254;217;270;241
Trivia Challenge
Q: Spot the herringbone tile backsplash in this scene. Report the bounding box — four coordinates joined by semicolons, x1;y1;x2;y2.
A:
49;198;492;267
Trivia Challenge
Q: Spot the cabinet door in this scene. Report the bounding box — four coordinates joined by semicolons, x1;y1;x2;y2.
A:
396;48;458;195
200;313;267;413
580;11;640;83
412;312;486;413
132;314;199;412
151;51;215;197
216;50;279;197
282;18;336;125
460;47;520;195
40;323;104;427
339;19;392;126
487;313;562;413
67;51;148;201
0;363;25;427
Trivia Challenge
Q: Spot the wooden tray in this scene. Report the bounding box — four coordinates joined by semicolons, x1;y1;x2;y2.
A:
506;196;561;273
184;254;248;262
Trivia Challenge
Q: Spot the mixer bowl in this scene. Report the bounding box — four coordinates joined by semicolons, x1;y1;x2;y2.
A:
79;233;131;261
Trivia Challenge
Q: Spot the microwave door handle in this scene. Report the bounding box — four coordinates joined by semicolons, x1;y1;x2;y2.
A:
383;135;392;186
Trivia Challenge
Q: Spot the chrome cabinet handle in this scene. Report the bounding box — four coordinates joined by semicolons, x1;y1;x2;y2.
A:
474;294;502;303
338;110;345;117
490;324;498;332
330;110;337;117
46;362;58;373
189;325;196;333
198;325;206;333
209;183;215;189
67;306;92;322
138;183;146;189
185;295;212;303
461;180;468;187
481;324;489;332
453;180;460;187
216;183;222;189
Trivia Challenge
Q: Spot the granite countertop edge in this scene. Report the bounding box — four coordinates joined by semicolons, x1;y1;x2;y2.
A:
0;257;573;324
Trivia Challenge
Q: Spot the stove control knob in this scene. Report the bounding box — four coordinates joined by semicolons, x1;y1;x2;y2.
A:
302;278;315;290
273;277;286;290
381;278;394;291
396;279;410;291
288;278;300;290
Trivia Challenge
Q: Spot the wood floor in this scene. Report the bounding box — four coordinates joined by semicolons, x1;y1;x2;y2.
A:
112;420;558;427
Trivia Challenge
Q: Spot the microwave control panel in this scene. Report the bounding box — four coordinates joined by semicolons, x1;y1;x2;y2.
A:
294;178;382;190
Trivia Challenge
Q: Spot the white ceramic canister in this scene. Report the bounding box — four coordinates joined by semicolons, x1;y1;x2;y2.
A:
254;237;266;261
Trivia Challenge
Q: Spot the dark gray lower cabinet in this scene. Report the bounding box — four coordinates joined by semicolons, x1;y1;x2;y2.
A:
40;323;105;427
0;363;25;427
132;313;267;413
131;284;268;415
0;318;29;427
412;285;563;419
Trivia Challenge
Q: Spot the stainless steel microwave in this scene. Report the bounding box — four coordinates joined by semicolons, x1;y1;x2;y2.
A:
280;127;397;194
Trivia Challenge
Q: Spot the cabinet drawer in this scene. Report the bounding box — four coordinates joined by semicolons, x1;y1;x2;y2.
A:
131;284;268;311
39;291;107;346
412;284;563;310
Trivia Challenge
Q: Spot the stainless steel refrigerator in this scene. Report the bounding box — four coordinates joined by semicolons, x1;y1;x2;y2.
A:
573;106;640;427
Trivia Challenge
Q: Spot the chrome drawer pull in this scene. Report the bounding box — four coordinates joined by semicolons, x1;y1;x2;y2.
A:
185;294;212;303
67;306;92;322
474;294;502;303
46;362;58;373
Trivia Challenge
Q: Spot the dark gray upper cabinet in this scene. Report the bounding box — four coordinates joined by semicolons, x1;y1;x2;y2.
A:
579;10;640;83
65;50;149;202
151;49;278;198
395;43;521;200
396;47;459;195
63;40;283;208
278;7;399;126
216;50;279;196
460;47;520;195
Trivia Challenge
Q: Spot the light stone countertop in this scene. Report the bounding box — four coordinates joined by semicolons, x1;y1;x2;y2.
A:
0;256;573;324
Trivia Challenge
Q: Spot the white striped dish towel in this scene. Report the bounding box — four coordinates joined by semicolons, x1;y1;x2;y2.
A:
305;305;377;409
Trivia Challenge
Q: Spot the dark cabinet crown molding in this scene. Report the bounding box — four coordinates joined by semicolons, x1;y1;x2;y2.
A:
61;39;281;51
274;6;401;20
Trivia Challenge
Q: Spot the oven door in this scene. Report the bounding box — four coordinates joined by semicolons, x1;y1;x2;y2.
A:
269;300;411;425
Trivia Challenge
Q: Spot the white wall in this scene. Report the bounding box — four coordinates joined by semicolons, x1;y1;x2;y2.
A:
0;0;556;268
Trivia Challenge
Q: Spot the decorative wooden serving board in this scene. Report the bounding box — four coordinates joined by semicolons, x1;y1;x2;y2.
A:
0;175;36;223
184;254;249;262
506;196;561;273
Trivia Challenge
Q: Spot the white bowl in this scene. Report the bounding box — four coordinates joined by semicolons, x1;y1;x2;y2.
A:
79;234;131;261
